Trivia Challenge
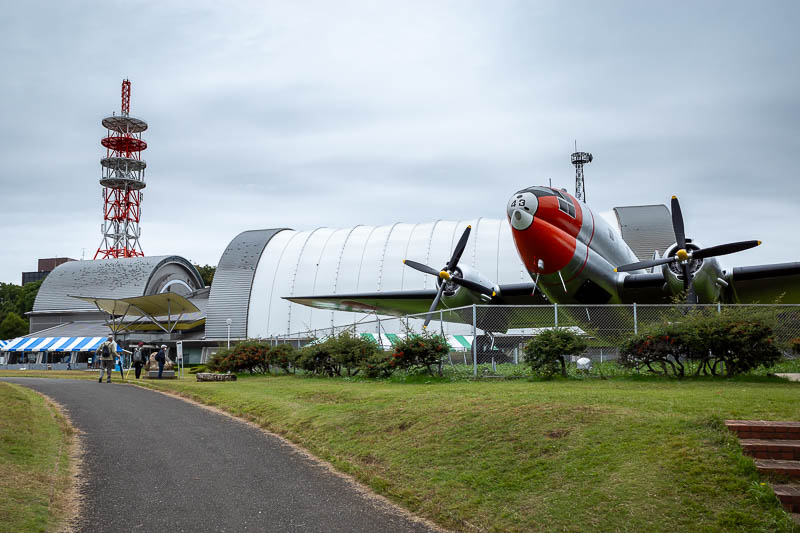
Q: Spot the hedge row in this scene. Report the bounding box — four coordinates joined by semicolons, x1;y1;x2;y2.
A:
619;308;783;377
207;332;450;378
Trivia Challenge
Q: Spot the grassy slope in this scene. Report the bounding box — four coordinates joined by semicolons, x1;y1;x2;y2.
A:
0;381;75;533
127;375;800;533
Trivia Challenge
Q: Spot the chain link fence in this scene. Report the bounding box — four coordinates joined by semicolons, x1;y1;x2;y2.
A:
267;304;800;374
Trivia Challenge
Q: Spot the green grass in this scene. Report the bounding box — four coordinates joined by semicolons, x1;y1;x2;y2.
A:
130;373;799;532
0;381;76;533
3;366;799;531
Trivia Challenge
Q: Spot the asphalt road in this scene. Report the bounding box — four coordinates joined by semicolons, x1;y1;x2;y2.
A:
3;378;438;533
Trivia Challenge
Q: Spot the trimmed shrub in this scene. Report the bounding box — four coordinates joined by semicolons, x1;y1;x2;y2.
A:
296;332;380;377
390;334;449;377
619;309;782;378
206;347;235;373
296;340;337;376
619;323;695;378
206;342;271;374
360;351;397;378
330;332;378;376
270;343;298;374
523;328;588;378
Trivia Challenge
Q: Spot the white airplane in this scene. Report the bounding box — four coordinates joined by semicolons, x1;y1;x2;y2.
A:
287;187;800;330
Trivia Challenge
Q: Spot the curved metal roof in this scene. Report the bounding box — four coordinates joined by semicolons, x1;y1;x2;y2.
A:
33;256;204;313
244;218;528;338
205;229;288;339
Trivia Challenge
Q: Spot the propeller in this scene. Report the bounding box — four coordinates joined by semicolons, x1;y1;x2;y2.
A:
615;196;761;303
403;225;496;328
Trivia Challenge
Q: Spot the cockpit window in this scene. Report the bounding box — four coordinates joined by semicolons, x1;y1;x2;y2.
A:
516;187;576;217
518;186;557;198
556;193;576;218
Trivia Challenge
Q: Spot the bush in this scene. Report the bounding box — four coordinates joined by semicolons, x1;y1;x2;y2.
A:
619;309;783;378
329;332;378;376
523;328;588;377
390;334;449;377
792;338;800;355
361;351;397;378
619;323;695;378
206;342;271;374
270;343;298;374
296;339;340;376
206;347;234;373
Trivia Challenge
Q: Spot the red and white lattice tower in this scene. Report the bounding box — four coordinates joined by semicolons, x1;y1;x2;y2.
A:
94;79;148;259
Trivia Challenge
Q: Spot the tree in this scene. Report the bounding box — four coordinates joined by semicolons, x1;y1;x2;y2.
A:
0;280;41;335
193;264;216;287
0;312;28;340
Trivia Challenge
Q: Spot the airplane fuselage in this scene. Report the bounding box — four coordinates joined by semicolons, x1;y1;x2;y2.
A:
506;186;727;304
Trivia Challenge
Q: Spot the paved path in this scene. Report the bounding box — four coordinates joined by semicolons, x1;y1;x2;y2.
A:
3;378;437;533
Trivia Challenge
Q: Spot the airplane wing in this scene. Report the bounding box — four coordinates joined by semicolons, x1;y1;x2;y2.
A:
619;272;672;304
724;262;800;304
284;283;551;332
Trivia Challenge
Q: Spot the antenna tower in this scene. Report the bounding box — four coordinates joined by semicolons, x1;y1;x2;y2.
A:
570;143;592;202
94;79;148;259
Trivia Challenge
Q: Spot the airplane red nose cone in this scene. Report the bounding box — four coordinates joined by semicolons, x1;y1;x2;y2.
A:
507;190;580;275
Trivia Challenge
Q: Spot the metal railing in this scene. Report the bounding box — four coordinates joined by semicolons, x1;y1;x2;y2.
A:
264;304;800;376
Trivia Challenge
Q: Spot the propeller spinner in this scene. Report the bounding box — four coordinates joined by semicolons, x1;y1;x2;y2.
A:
615;196;761;303
403;226;496;328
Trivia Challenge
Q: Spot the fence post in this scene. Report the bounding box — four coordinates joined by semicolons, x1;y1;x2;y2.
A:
633;303;638;334
717;302;721;314
440;310;444;338
472;304;478;377
554;304;558;328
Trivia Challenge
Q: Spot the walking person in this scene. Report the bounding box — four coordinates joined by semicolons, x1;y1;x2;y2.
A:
132;342;146;379
155;344;167;379
95;336;117;383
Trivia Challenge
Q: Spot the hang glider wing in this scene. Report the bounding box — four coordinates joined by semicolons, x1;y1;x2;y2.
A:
285;289;440;317
284;284;550;332
724;262;800;304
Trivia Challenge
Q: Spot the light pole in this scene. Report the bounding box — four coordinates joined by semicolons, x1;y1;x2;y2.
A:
226;318;232;348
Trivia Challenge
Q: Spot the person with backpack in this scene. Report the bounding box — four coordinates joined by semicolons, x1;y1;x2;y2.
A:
155;344;167;379
132;342;146;379
96;336;117;383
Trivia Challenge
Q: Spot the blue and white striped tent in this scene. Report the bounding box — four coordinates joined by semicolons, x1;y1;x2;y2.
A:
1;336;122;353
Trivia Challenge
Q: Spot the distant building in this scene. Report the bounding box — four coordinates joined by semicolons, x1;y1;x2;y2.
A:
22;257;76;285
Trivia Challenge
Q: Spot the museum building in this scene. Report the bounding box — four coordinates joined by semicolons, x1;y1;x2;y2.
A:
1;217;538;368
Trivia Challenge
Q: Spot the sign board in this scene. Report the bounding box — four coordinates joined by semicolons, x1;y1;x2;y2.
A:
176;341;184;361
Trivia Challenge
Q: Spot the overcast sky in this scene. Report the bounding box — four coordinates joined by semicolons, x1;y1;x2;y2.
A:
1;1;798;284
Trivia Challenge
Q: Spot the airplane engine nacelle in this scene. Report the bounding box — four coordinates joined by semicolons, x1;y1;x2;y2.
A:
438;264;499;307
661;242;724;303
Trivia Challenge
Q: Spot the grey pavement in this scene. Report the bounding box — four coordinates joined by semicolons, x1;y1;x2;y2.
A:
3;378;438;533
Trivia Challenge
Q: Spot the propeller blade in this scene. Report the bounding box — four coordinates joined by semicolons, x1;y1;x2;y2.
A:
692;240;761;260
422;282;446;329
403;259;440;277
447;226;471;270
681;262;691;292
450;276;495;297
671;196;686;250
615;256;675;273
686;281;698;304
